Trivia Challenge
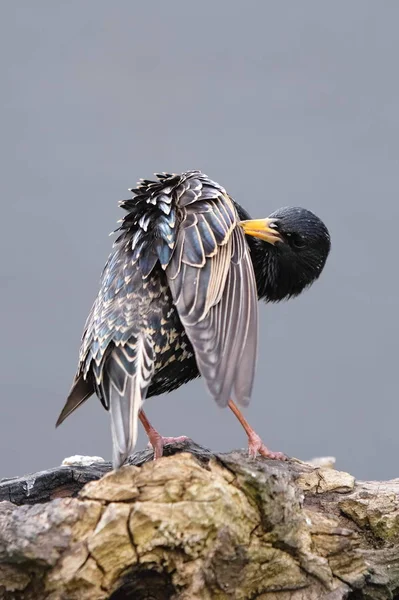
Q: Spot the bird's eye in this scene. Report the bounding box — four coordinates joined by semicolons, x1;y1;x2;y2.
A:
287;233;306;249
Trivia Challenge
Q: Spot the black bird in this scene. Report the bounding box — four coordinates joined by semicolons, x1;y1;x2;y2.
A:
56;171;330;467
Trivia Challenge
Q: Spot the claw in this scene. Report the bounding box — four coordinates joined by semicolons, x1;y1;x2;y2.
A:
146;433;191;460
228;399;287;461
247;431;287;461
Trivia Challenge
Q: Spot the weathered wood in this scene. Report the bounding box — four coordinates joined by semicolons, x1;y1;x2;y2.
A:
0;441;398;600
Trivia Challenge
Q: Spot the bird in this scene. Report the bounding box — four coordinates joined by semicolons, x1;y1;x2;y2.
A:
56;171;330;468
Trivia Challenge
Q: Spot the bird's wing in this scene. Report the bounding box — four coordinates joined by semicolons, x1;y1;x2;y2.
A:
82;254;158;468
56;245;156;469
55;300;98;427
166;179;258;407
55;374;94;427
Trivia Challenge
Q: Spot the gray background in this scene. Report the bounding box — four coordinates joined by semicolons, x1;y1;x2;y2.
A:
2;1;398;480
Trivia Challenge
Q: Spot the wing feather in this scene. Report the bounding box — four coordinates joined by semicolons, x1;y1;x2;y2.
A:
167;185;258;408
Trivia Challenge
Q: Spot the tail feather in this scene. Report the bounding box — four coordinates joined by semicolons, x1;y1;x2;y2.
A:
105;336;155;469
109;374;146;468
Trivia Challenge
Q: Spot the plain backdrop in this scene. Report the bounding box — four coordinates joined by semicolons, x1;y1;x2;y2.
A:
1;1;398;480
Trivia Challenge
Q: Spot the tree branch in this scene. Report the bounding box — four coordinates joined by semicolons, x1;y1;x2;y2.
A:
0;441;398;599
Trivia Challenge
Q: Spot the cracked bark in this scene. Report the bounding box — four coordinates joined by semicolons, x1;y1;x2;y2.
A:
0;441;398;600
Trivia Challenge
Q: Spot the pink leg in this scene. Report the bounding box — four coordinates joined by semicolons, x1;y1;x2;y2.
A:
139;410;190;460
228;399;287;460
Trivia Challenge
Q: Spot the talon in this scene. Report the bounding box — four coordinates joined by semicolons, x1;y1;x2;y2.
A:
247;431;287;461
143;424;190;460
140;411;190;460
150;435;191;460
159;435;191;446
228;399;287;461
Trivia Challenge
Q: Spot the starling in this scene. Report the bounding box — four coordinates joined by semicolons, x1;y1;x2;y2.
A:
56;171;330;467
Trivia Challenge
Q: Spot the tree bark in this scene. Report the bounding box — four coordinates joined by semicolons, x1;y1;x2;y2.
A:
0;440;398;600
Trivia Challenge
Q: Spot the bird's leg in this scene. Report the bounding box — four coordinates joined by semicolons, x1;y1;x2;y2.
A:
139;410;190;460
228;399;287;460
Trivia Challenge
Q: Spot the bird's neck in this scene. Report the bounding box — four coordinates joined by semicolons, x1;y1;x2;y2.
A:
250;239;305;302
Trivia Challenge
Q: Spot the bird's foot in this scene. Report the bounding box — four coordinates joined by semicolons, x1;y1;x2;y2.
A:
139;410;191;460
227;399;287;461
247;430;287;461
147;434;191;460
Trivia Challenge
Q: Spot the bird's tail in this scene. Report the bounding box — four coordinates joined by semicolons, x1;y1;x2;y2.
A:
109;374;144;468
106;337;154;469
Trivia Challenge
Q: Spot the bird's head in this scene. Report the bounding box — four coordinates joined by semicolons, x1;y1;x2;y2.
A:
240;207;331;302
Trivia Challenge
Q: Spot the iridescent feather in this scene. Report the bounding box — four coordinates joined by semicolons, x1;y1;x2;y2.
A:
56;171;259;466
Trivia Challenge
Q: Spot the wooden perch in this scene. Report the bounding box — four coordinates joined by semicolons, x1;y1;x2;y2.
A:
0;440;399;600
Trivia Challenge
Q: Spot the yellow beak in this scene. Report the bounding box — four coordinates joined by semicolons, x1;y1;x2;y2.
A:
239;218;283;245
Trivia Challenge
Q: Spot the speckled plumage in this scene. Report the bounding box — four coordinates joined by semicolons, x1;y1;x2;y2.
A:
57;170;331;467
57;171;258;467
